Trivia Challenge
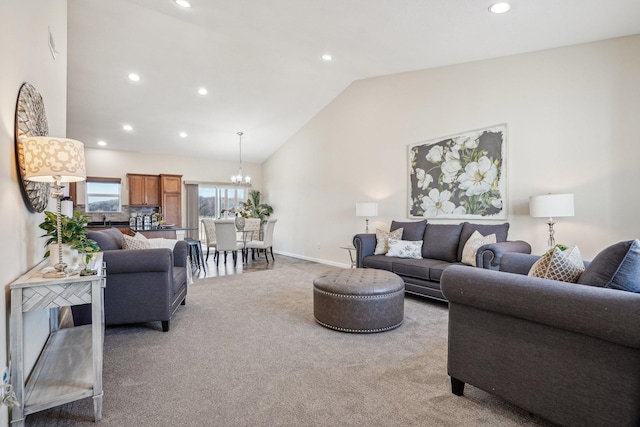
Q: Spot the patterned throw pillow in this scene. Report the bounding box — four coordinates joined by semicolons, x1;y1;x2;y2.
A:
386;239;423;259
122;234;152;250
528;246;584;283
374;228;403;255
461;230;497;266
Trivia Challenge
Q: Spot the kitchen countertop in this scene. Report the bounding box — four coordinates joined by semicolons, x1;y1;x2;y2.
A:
87;222;195;232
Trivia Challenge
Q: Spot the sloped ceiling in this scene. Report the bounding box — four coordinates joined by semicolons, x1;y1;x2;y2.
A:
67;0;640;163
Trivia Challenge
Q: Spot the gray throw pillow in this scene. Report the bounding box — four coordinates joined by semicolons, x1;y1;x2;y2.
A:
577;239;640;292
422;223;463;262
390;220;427;241
457;222;509;261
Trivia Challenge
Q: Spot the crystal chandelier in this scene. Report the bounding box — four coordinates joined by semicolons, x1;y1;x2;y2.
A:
231;131;251;186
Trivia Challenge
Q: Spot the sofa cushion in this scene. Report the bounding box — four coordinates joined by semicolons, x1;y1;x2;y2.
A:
422;223;463;262
123;234;152;250
374;228;403;255
429;262;463;282
386;239;423;259
457;222;509;262
528;246;585;283
363;255;395;272
390;220;427;241
87;227;124;251
391;258;445;280
461;230;497;266
577;239;640;292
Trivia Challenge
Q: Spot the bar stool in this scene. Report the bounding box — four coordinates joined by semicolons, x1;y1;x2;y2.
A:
184;238;206;272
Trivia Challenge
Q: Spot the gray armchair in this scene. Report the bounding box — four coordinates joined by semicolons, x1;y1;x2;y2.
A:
441;253;640;426
72;228;189;332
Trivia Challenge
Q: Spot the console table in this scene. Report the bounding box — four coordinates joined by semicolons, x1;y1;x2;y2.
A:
9;254;106;426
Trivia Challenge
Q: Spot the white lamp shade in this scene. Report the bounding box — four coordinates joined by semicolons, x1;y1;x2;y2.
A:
20;137;86;182
529;194;574;218
356;202;378;217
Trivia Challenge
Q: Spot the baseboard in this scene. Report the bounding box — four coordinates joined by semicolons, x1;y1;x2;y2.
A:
273;250;351;269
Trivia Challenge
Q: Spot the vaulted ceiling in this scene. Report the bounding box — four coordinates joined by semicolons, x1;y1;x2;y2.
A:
67;0;640;163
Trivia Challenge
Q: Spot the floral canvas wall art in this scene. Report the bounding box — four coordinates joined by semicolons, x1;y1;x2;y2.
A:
409;124;507;219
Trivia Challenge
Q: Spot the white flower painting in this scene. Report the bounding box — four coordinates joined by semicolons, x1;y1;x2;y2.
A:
409;124;507;219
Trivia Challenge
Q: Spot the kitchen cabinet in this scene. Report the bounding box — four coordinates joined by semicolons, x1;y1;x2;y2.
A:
128;174;159;206
159;174;182;226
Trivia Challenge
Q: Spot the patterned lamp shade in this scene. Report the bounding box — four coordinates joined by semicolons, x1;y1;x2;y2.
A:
20;136;86;183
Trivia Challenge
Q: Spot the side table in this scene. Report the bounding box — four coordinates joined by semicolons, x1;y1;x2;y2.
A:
340;246;357;268
9;254;106;426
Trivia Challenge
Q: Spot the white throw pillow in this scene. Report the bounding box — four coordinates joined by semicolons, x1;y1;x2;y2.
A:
461;230;497;266
374;228;403;255
386;239;423;259
122;234;152;250
528;245;584;283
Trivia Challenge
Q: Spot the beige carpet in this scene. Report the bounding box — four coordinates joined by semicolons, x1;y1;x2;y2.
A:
26;262;554;426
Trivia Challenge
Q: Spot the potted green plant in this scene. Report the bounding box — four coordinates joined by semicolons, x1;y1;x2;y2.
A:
39;210;100;269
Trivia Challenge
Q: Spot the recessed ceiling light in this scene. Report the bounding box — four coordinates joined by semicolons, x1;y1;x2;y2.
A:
179;132;187;138
128;73;140;81
123;124;133;131
174;0;191;8
198;87;208;95
489;2;511;14
97;140;107;146
322;54;333;61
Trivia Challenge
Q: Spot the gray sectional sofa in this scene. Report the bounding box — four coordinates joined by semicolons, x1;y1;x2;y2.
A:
441;241;640;426
353;220;531;301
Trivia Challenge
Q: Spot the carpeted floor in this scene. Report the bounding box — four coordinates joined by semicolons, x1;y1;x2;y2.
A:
26;261;555;426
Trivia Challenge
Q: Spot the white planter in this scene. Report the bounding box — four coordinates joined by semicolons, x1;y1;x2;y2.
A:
48;244;79;269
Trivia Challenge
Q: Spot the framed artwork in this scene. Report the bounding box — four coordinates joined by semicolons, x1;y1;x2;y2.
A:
408;124;507;220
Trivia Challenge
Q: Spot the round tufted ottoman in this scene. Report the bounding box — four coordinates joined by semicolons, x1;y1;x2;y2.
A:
313;268;405;333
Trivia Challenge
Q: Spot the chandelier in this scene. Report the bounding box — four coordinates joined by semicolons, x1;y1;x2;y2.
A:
231;131;251;186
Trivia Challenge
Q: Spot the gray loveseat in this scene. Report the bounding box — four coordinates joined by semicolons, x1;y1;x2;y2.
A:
353;220;531;300
72;227;189;332
441;240;640;426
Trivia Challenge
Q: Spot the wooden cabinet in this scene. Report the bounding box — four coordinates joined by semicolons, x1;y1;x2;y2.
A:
159;174;182;226
128;174;159;206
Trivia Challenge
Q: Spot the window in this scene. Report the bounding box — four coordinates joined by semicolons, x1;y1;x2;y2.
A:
85;177;122;212
198;185;247;219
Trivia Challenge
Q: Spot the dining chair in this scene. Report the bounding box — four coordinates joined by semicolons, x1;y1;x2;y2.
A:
213;219;244;266
243;218;261;240
246;218;277;263
201;218;217;262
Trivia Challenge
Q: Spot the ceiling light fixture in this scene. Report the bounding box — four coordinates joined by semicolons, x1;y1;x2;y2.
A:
174;0;191;8
231;131;251;186
322;54;333;61
128;73;140;81
179;132;187;138
97;140;107;146
489;2;511;14
198;87;208;95
123;124;133;131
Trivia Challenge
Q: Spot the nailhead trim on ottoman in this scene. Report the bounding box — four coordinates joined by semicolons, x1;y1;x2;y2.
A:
313;268;405;333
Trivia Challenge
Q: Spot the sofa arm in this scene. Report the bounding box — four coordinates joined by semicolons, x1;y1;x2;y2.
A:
476;240;531;270
441;265;640;349
173;240;189;269
353;233;376;268
498;252;540;275
102;248;173;274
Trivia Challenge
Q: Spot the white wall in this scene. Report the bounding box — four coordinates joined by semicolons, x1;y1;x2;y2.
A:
0;1;68;424
264;35;640;264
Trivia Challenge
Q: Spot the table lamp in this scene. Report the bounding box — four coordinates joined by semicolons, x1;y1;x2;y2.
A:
21;136;87;277
356;202;378;233
529;193;574;249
